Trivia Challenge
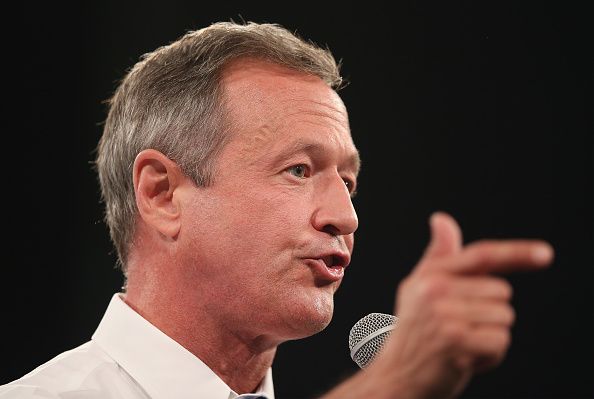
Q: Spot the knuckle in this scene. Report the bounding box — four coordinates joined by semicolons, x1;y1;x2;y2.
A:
440;322;466;347
505;306;516;326
485;278;513;300
470;246;494;265
467;239;493;252
494;329;512;351
417;275;450;302
430;301;452;322
498;280;513;300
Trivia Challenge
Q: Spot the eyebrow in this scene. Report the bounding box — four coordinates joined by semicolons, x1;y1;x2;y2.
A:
273;140;361;176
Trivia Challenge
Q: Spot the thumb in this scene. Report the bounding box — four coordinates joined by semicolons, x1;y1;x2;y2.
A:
422;212;463;260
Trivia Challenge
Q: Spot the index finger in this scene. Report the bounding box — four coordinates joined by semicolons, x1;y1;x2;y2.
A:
423;239;554;275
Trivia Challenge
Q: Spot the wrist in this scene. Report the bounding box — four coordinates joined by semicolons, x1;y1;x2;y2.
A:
321;359;413;399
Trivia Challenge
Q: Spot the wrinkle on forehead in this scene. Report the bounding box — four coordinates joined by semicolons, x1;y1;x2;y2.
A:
273;98;348;127
220;59;351;160
221;59;347;125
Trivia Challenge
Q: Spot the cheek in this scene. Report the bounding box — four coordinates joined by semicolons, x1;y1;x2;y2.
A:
189;187;312;272
226;186;312;242
181;169;322;292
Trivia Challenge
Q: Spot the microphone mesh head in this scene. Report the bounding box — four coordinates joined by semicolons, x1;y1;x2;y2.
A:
348;312;397;369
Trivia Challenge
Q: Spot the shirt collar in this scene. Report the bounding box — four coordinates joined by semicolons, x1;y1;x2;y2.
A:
92;294;274;399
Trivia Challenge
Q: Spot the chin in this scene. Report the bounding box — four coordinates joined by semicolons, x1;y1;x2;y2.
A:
281;291;335;339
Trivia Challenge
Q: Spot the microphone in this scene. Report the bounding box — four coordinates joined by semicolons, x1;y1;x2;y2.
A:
348;313;398;368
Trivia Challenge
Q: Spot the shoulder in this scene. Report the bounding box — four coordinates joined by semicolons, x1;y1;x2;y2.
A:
0;385;57;399
0;341;144;399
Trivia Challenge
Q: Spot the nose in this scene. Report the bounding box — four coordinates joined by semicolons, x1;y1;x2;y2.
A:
311;173;359;236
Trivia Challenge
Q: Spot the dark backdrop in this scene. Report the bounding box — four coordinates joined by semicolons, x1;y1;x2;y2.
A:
4;2;593;398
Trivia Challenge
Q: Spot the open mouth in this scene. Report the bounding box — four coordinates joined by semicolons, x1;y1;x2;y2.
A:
321;255;344;270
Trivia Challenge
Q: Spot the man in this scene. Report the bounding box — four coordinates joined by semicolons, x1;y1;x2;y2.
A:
1;22;553;398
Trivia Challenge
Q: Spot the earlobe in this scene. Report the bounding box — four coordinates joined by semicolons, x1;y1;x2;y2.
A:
133;149;183;239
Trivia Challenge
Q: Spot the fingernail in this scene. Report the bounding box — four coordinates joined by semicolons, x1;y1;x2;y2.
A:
532;244;553;264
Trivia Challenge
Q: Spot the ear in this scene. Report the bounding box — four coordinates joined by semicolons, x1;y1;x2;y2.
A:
133;149;184;239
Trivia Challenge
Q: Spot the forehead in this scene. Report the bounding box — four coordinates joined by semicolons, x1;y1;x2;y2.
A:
220;59;358;167
221;58;346;110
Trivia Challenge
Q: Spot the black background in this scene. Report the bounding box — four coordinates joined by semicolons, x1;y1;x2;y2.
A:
3;1;593;398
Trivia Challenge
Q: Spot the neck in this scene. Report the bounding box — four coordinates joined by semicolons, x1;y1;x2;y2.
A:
124;268;277;394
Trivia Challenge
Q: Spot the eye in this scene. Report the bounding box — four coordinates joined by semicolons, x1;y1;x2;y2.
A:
287;164;309;178
344;178;358;198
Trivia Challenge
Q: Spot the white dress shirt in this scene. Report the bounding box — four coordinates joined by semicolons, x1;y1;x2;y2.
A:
1;294;274;399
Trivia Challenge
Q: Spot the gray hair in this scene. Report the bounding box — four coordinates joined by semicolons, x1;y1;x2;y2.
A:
96;21;344;273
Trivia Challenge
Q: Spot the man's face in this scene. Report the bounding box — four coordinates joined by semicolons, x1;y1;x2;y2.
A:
180;60;359;343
